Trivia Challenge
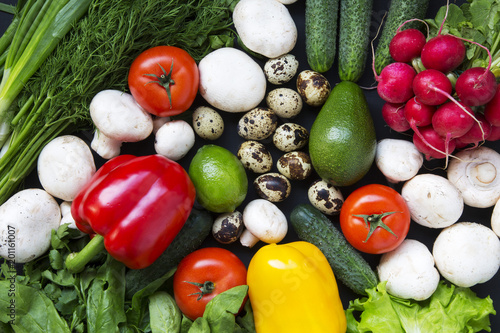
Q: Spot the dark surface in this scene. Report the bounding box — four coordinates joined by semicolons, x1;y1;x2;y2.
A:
1;0;499;330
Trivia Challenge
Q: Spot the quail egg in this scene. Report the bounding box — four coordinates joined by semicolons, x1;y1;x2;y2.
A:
273;123;309;152
264;53;299;85
254;172;291;202
237;140;273;173
237;107;278;140
212;211;244;244
308;179;344;215
192;106;224;140
266;88;303;119
277;151;312;180
296;70;331;106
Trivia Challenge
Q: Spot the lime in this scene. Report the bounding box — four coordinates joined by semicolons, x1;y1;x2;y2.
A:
188;144;248;213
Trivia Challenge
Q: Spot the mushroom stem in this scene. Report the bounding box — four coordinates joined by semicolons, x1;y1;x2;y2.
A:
65;234;106;273
240;229;260;248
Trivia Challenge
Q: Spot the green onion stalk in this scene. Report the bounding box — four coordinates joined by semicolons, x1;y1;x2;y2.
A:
0;0;238;204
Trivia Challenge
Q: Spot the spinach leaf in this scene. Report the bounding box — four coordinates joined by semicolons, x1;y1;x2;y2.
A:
203;285;249;332
86;254;127;333
0;281;71;332
149;291;182;333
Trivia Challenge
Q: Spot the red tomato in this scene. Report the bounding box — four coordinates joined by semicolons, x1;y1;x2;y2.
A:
173;247;247;320
128;45;199;117
339;184;410;254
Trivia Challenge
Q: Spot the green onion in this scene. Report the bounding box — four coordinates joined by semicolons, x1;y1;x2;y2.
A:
0;0;237;204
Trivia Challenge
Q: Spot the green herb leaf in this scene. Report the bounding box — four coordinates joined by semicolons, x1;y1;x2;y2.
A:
0;281;71;332
203;285;249;332
148;291;182;333
86;255;127;333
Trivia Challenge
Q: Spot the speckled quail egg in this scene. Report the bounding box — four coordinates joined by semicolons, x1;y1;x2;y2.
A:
237;107;278;140
212;211;244;244
237;140;273;173
254;172;291;202
308;179;344;215
192;106;224;140
273;123;309;152
296;70;331;107
266;88;303;119
277;151;312;180
264;54;299;85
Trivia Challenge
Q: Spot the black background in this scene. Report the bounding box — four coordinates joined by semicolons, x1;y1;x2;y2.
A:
1;0;499;331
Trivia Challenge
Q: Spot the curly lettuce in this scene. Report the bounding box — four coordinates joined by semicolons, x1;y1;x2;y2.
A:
346;281;495;333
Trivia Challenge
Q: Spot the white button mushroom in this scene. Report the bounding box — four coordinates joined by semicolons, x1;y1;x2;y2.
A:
198;47;267;113
0;189;61;263
491;198;500;237
233;0;297;58
154;119;195;161
37;135;96;201
377;239;440;301
433;222;500;288
240;199;288;248
375;138;423;183
401;173;464;228
60;201;86;239
89;89;153;159
447;146;500;208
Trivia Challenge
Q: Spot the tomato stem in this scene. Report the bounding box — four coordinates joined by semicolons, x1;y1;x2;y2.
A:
184;280;215;301
143;61;175;108
352;211;400;243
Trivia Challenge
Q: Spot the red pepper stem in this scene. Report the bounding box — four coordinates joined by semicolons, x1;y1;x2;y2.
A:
65;234;106;273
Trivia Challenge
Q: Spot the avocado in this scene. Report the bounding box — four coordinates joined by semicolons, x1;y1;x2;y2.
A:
309;81;377;186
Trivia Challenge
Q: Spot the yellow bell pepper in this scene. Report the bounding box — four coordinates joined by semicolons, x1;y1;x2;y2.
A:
247;241;347;332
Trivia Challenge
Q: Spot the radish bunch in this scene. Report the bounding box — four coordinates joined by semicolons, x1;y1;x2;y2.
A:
376;26;500;162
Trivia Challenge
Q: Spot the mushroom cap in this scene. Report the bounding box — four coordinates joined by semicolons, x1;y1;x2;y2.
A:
401;173;463;228
375;138;423;183
242;199;287;243
433;222;500;287
37;135;96;201
90;89;153;141
377;239;439;301
0;189;61;263
198;47;266;113
154;120;195;161
447;146;500;208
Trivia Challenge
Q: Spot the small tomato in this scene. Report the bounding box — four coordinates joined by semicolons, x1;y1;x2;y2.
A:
339;184;410;254
173;247;247;320
128;45;199;117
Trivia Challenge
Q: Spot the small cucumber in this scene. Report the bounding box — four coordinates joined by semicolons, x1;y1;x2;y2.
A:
338;0;373;82
125;207;213;298
290;204;378;295
305;0;339;73
374;0;430;74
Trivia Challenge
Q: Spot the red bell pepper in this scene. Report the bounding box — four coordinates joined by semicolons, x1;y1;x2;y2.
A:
65;154;196;272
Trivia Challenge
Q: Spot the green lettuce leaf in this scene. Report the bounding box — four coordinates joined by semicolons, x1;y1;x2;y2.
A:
346;281;495;333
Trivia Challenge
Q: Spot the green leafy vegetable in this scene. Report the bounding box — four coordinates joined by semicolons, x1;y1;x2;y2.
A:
425;1;500;76
149;291;182;333
346;281;495;333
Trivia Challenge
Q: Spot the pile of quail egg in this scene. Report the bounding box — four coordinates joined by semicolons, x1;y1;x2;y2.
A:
192;53;345;244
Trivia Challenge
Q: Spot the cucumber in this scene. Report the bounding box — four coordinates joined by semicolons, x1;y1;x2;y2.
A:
338;0;373;82
290;204;378;295
374;0;430;74
125;207;213;298
305;0;339;73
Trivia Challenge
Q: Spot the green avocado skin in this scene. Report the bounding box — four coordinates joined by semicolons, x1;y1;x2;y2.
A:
309;81;377;186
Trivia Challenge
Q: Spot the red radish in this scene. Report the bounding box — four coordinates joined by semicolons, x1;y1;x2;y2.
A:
381;102;410;132
420;34;466;73
404;97;435;128
389;28;427;63
455;67;497;107
455;113;492;147
431;101;475;148
484;84;500;126
412;69;453;105
488;124;500;141
413;125;456;161
375;62;416;103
